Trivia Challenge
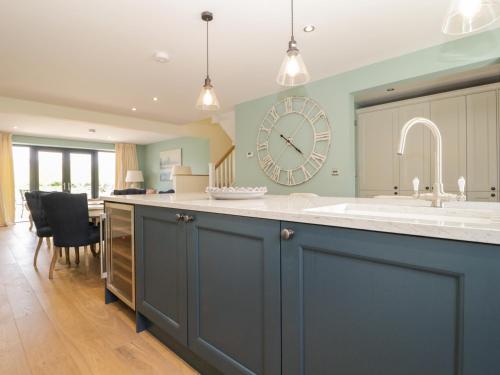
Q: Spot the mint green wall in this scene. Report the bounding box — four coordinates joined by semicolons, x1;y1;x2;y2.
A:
143;137;210;191
235;29;500;196
12;135;115;150
136;144;146;172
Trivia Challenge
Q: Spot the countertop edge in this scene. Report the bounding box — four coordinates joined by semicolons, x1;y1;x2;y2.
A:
102;195;500;246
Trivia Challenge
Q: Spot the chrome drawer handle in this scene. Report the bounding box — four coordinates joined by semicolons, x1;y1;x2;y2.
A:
183;215;195;223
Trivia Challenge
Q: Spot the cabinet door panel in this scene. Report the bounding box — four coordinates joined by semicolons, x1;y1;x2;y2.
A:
187;212;280;375
281;222;500;375
466;91;498;193
397;102;431;190
135;206;187;345
430;96;467;193
357;109;399;191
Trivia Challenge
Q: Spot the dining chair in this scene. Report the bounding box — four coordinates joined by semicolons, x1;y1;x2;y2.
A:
20;189;34;230
158;189;175;194
112;188;146;195
24;191;54;268
41;192;100;279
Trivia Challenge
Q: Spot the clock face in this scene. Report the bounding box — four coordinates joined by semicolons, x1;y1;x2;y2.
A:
257;97;331;186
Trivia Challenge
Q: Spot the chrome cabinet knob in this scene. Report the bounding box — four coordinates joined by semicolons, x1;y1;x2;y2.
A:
175;214;184;222
281;228;295;240
183;215;195;223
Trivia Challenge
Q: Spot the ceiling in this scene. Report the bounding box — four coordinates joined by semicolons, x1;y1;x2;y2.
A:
0;0;498;126
0;112;178;144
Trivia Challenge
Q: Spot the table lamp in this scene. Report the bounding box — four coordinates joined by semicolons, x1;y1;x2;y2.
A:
125;170;144;188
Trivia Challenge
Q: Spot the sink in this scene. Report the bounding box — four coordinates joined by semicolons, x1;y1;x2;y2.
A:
305;203;497;225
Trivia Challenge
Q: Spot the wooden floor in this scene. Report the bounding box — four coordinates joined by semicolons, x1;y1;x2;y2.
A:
0;222;198;375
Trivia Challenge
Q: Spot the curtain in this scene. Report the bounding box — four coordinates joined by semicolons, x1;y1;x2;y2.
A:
115;143;139;190
0;132;15;226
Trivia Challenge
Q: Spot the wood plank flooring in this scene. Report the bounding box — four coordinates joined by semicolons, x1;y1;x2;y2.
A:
0;222;198;375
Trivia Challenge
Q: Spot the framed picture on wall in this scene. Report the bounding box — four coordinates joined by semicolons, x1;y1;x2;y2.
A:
159;148;182;181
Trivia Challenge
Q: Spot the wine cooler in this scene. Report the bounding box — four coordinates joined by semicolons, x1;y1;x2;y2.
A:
102;202;135;310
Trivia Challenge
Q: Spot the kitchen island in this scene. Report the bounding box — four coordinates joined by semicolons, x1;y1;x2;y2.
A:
103;193;500;375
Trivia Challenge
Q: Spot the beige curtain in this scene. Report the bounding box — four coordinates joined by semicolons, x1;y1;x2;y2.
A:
115;143;139;190
0;133;15;226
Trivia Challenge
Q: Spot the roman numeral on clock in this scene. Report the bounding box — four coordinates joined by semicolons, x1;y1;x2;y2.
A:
271;165;281;182
315;131;331;142
261;155;275;173
257;142;268;151
268;106;279;123
284;97;293;113
287;170;295;185
301;165;311;180
309;152;326;168
310;110;326;124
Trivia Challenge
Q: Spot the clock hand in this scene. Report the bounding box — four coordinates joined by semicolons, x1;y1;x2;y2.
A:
280;134;303;155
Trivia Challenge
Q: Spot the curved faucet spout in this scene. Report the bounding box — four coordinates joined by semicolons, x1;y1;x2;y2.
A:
397;117;445;205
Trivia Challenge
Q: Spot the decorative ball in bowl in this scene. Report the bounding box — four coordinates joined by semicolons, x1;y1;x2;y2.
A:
205;187;267;200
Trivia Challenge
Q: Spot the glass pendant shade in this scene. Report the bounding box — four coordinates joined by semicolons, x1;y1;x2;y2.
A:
276;45;310;87
443;0;500;35
196;78;220;111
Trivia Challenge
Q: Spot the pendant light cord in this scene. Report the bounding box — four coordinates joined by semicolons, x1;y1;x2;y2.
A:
291;0;294;39
206;20;209;78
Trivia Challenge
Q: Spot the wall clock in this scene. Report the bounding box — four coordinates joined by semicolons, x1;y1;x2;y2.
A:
257;96;331;186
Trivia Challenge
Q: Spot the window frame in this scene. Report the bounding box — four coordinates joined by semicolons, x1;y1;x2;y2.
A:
13;144;114;199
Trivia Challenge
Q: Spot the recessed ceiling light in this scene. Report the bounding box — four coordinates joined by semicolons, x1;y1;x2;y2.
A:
13;126;18;129
154;51;170;63
386;88;395;92
131;107;137;111
153;97;158;102
303;25;316;33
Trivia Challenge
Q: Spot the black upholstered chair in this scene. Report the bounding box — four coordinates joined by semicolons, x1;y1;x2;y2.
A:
24;191;54;268
112;188;146;195
41;192;100;279
158;189;175;194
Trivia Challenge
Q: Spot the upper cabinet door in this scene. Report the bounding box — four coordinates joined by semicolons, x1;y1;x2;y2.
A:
466;91;498;193
430;96;467;193
357;109;399;192
186;212;281;375
397;102;432;191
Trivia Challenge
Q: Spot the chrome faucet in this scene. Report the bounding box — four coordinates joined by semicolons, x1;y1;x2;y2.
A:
397;117;456;207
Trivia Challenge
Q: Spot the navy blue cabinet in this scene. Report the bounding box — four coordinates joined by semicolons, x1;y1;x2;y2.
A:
281;222;500;375
186;212;281;375
135;206;188;345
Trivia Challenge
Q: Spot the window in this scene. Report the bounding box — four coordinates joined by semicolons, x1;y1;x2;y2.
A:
12;145;116;201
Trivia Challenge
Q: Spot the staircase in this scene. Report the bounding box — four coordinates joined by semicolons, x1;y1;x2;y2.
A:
209;145;235;188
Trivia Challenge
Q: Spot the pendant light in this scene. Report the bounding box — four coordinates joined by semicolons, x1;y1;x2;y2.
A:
276;0;310;87
196;11;220;111
443;0;500;35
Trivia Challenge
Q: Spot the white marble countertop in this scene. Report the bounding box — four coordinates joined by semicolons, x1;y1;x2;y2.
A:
103;194;500;245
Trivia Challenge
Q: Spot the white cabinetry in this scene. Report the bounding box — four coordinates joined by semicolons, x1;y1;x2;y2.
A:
357;83;500;202
357;109;399;195
466;90;498;201
429;96;467;194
